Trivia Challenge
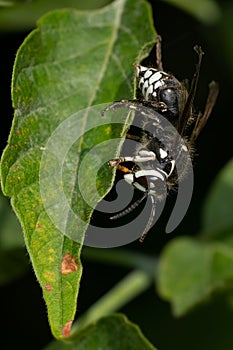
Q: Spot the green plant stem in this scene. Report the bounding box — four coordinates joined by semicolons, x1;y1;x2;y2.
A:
70;269;153;338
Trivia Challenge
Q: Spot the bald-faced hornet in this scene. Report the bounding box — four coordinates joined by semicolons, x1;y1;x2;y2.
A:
102;36;219;242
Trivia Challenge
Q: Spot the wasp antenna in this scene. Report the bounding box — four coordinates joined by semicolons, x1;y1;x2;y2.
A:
139;196;156;243
110;193;147;220
155;34;163;71
193;45;204;56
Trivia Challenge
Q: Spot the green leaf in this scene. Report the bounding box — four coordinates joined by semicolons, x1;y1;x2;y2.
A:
163;0;221;24
0;0;156;339
157;237;233;316
44;314;157;350
0;0;14;7
202;159;233;239
0;0;111;31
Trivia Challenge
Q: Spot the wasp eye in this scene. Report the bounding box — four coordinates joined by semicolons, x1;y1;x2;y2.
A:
160;88;177;103
159;87;179;118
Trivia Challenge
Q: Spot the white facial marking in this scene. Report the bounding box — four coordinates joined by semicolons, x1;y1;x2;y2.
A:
138;149;155;157
124;173;134;185
145;84;153;100
144;69;153;79
149;71;162;85
134;183;147;192
139;65;148;72
142;80;149;96
168;160;175;177
153;80;164;90
159;148;168;159
139;77;144;87
135;169;165;181
135;65;147;77
182;144;188;152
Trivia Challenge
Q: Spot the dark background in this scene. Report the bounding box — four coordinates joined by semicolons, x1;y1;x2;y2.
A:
0;0;233;349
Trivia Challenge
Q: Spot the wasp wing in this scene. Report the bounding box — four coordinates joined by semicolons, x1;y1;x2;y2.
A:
178;46;204;136
190;81;219;142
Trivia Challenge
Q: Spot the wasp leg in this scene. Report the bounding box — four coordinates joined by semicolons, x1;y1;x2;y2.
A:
139;196;156;243
101;100;167;118
109;149;156;167
116;165;132;173
125;133;141;141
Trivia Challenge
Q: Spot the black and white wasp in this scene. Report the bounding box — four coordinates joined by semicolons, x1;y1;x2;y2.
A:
102;36;219;242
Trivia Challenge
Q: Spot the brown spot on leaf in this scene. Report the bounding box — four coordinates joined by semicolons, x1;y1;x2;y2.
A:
16;129;20;134
61;253;78;275
62;320;73;338
13;165;19;171
45;284;52;291
36;222;42;229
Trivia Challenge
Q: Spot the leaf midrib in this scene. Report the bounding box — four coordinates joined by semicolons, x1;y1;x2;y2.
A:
64;0;127;220
60;0;128;330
